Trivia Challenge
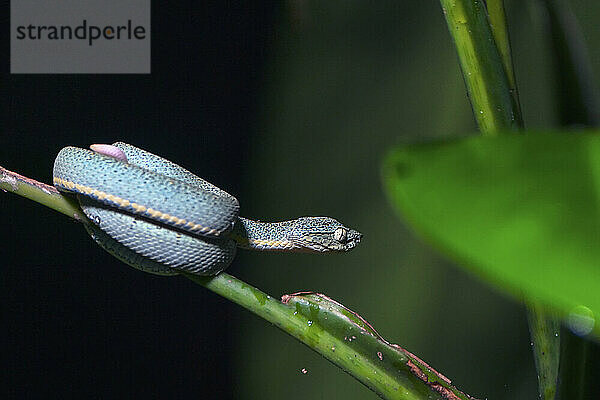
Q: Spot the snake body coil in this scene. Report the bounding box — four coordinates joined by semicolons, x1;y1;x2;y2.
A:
53;142;362;276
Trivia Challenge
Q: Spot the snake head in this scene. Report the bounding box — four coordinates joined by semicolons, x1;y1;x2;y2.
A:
288;217;362;252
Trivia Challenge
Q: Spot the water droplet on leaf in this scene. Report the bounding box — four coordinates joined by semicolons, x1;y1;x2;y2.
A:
567;305;595;336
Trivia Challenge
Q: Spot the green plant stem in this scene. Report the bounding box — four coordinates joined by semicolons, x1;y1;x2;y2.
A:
537;1;600;398
2;164;478;400
486;0;523;127
558;329;590;400
0;166;85;221
439;0;519;134
186;277;476;400
527;301;560;400
440;2;561;399
526;302;561;400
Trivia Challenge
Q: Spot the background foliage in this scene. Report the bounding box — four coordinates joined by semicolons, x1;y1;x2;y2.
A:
3;1;600;399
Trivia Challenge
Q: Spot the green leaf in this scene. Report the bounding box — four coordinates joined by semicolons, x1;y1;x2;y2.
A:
383;131;600;337
279;292;476;400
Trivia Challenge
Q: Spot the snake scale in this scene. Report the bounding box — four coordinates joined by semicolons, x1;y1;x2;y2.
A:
53;142;362;276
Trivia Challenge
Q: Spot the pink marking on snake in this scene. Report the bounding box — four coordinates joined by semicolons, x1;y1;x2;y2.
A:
90;144;128;162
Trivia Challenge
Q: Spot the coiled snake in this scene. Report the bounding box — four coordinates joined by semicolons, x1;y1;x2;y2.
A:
53;142;362;275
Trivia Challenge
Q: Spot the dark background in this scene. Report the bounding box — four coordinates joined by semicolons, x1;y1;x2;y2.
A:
2;2;600;399
2;2;278;398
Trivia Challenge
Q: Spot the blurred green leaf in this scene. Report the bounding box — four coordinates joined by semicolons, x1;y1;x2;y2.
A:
383;131;600;337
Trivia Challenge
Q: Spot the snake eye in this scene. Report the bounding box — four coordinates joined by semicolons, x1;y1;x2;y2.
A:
333;227;347;243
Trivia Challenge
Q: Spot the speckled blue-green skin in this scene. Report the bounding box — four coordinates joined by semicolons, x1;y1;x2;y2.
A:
53;143;362;276
54;143;240;275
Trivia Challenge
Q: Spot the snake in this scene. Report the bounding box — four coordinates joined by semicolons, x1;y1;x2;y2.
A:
52;142;362;276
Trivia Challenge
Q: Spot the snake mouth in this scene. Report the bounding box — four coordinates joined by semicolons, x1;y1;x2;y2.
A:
343;229;363;251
